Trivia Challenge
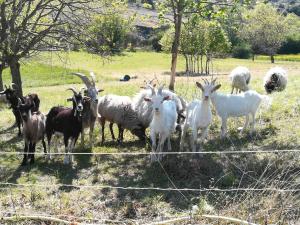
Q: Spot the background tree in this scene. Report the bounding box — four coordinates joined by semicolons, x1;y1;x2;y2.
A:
157;0;237;90
86;14;133;55
0;0;95;97
239;3;288;63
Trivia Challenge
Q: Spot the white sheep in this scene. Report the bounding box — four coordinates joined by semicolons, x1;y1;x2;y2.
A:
144;86;177;162
264;67;287;94
97;94;145;143
229;66;251;94
210;79;272;137
132;86;185;129
180;79;221;152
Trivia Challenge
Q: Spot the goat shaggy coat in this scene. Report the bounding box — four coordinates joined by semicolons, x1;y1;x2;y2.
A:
229;66;251;94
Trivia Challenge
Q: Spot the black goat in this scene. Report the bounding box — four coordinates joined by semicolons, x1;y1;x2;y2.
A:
18;102;46;165
45;88;90;164
0;84;40;136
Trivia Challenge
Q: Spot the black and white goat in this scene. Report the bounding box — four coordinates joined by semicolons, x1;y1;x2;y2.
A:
18;101;46;165
45;88;90;164
71;72;103;146
0;84;40;136
264;67;287;94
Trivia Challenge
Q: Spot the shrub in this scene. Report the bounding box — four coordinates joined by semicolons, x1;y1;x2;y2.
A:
232;43;252;59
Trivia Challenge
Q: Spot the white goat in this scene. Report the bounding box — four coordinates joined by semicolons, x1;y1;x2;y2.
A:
180;79;221;152
229;66;251;94
264;67;287;94
210;79;272;137
133;87;185;129
144;86;177;162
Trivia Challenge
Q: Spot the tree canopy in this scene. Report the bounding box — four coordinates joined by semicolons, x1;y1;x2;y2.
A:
239;3;289;63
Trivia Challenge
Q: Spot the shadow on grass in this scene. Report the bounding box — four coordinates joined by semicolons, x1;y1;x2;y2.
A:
6;145;94;192
0;124;17;135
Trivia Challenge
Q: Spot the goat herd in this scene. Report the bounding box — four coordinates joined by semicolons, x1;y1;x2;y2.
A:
0;66;287;165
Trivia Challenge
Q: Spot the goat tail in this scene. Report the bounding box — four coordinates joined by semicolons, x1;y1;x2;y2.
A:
259;94;272;111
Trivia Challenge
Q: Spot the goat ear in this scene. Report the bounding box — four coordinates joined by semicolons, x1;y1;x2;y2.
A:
67;98;73;102
98;89;104;93
163;96;170;101
144;97;151;102
196;82;204;91
212;84;221;92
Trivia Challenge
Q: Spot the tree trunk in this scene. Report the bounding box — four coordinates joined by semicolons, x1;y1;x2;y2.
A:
271;55;275;63
0;64;4;91
252;54;255;61
184;54;188;72
200;55;203;75
197;55;199;74
9;59;23;97
169;13;182;91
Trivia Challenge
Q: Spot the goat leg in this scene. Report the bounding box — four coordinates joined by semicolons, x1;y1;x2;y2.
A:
109;122;115;140
89;120;95;147
117;124;124;143
42;137;47;154
63;136;70;165
29;143;36;165
100;118;105;144
21;141;29;166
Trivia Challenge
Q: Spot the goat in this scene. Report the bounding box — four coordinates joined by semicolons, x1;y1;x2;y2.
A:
144;85;177;162
18;101;46;165
229;66;251;94
0;84;40;136
97;94;145;143
71;72;104;146
132;86;185;130
264;67;287;94
210;79;272;137
180;79;221;152
45;88;90;164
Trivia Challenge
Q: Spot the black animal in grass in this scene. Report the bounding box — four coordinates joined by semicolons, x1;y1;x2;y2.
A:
0;84;40;136
45;88;90;165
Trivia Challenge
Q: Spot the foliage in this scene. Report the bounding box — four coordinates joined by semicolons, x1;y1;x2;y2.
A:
239;3;289;61
279;13;300;54
0;0;94;96
86;14;133;55
160;16;231;74
232;42;252;59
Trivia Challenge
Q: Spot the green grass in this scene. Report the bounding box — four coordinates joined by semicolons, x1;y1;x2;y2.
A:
256;54;300;62
0;51;299;224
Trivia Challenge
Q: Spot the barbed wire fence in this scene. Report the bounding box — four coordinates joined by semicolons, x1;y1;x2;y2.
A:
0;57;300;224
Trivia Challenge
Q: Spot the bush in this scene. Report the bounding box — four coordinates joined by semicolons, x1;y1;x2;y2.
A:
278;35;300;54
232;43;252;59
86;14;132;55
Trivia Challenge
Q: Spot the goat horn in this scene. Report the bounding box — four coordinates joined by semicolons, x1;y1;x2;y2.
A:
212;78;217;84
158;84;164;95
89;72;96;86
67;87;78;95
202;78;207;84
4;84;8;89
146;84;155;96
71;72;92;88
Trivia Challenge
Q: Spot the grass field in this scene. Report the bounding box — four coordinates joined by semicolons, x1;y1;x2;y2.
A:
257;54;300;62
0;51;299;224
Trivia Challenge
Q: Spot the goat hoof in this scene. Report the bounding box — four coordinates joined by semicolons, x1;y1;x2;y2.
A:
21;160;27;166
